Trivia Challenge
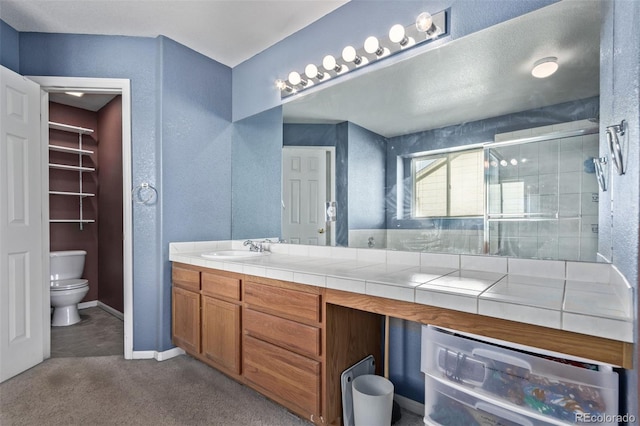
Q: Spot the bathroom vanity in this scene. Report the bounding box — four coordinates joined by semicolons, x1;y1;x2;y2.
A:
169;241;633;425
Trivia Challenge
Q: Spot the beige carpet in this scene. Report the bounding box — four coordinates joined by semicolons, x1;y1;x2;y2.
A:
0;355;310;425
0;354;424;426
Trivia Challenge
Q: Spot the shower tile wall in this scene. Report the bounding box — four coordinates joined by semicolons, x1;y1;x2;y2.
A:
489;120;599;261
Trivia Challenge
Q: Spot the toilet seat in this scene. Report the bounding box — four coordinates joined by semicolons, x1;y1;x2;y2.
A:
50;278;88;291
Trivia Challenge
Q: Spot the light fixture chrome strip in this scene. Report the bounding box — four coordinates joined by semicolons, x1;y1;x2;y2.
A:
275;9;447;97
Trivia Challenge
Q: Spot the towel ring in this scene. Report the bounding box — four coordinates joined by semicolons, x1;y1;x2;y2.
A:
133;182;157;205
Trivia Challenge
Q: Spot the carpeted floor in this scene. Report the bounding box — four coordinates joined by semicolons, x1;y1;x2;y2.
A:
0;354;424;426
6;306;424;425
0;355;313;425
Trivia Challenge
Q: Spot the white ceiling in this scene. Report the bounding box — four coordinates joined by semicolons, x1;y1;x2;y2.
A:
283;0;601;137
0;0;348;67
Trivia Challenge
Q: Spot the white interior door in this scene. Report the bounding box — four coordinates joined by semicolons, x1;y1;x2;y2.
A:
282;147;329;245
0;66;45;382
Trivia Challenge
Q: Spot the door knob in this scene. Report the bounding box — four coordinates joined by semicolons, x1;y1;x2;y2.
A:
317;228;325;234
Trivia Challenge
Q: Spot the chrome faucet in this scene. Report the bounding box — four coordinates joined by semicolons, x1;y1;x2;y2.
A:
243;240;263;252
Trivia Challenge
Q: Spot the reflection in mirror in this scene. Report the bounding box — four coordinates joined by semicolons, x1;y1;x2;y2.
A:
281;1;602;261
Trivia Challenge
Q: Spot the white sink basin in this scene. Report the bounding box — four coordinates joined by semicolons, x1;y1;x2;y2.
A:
201;250;269;260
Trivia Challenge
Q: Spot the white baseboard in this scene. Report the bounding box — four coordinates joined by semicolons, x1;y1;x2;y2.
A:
132;347;185;361
78;300;124;321
97;301;124;320
78;300;98;309
394;393;424;417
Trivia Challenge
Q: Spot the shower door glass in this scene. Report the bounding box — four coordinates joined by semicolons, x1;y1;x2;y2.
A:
485;130;599;261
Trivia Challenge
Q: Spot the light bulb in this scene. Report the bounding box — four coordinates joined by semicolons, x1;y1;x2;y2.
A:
342;45;361;65
500;160;508;167
305;64;323;80
510;158;518;166
322;54;342;73
288;71;303;86
364;36;384;56
389;24;408;45
275;79;293;93
416;12;436;34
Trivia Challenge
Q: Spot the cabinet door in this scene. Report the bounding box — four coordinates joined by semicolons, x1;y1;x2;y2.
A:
202;296;241;374
172;287;200;354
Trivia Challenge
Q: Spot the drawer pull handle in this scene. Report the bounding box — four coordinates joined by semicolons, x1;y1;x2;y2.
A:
439;348;485;385
472;348;532;371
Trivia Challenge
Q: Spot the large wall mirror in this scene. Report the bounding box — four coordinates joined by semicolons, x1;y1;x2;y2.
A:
281;0;604;262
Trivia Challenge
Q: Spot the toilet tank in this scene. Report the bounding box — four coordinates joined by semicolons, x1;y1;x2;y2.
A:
50;250;87;281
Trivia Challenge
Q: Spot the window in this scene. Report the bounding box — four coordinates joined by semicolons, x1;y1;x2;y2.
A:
413;149;484;217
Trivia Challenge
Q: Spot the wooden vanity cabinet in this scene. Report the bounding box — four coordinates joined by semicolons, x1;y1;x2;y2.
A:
171;265;242;376
201;271;242;375
242;279;324;423
171;265;201;354
171;263;383;425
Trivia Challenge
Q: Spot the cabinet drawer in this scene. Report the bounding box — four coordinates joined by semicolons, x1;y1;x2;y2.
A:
244;309;321;358
172;265;200;292
244;335;320;416
201;271;241;301
425;375;556;426
244;281;321;324
422;326;619;425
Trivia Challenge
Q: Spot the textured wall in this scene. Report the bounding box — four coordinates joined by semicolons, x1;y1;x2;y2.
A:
19;32;161;351
97;96;123;313
231;106;283;240
348;122;386;230
600;0;640;418
158;36;233;349
0;20;19;72
233;0;557;121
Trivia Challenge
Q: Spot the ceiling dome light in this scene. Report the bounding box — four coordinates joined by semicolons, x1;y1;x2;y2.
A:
531;57;559;78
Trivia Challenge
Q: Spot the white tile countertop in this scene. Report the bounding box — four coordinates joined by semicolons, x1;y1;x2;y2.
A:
169;240;634;343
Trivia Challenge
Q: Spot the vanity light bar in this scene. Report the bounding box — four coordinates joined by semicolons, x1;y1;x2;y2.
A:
275;9;447;98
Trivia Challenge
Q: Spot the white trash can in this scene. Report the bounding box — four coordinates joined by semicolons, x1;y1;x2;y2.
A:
352;374;394;426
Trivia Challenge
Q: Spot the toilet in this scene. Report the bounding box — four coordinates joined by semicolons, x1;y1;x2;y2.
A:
50;250;90;327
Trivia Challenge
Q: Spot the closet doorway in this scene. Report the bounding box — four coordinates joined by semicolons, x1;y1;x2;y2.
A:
30;76;133;360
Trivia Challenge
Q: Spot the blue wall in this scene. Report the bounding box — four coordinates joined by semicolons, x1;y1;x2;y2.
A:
231;106;283;240
158;36;233;349
0;20;19;72
18;32;162;351
233;0;558;121
348;122;386;230
600;0;639;417
16;32;233;352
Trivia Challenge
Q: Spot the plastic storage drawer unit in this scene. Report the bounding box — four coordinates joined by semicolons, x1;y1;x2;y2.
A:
421;326;619;425
424;375;559;426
